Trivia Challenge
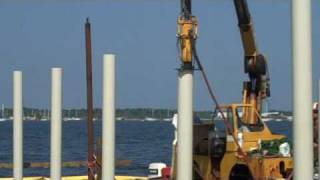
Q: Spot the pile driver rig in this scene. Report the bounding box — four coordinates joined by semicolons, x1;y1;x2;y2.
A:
173;0;294;179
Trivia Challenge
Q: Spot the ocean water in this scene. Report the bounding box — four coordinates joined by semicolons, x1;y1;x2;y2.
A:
0;120;291;177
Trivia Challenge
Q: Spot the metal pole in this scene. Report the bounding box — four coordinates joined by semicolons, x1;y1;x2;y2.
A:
50;68;63;180
177;70;193;180
85;18;95;180
13;71;23;180
102;54;116;180
292;0;313;178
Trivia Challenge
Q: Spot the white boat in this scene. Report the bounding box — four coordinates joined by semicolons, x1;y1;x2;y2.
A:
0;118;7;122
64;117;82;121
71;110;82;120
144;109;159;121
261;111;291;122
24;116;37;121
261;118;272;122
163;118;172;122
116;117;124;121
70;117;82;121
286;116;293;121
63;117;73;121
40;118;49;121
0;104;7;121
40;109;49;121
163;109;173;121
25;109;37;121
64;110;82;121
145;117;158;121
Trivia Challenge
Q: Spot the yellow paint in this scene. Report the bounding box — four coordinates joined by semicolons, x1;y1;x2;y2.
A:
219;152;245;179
0;176;147;180
193;104;293;180
239;23;258;57
193;155;213;180
177;16;198;63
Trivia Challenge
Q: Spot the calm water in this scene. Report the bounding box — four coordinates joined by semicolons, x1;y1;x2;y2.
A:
0;120;291;177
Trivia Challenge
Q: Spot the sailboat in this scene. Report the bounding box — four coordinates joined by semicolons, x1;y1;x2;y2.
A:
64;109;73;121
70;110;82;121
40;109;49;121
144;109;158;121
0;104;6;122
163;109;173;121
25;108;37;121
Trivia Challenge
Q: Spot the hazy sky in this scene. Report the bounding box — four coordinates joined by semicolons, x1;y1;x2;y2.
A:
0;0;318;111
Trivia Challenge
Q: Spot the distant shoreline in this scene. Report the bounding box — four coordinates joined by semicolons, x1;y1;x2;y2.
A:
0;107;292;121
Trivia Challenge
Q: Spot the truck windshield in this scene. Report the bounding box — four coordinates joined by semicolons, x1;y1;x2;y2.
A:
212;107;234;134
236;106;264;132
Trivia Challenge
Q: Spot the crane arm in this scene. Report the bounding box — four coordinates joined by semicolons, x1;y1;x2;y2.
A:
233;0;270;124
234;0;258;59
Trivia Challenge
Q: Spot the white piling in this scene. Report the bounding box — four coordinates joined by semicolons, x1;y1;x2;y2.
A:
292;0;313;178
50;68;63;180
13;71;23;180
177;70;193;180
102;54;116;180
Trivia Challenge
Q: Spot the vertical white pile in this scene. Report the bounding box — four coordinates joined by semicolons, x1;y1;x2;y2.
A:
177;70;193;180
50;68;63;180
13;71;23;180
292;0;313;178
102;54;116;180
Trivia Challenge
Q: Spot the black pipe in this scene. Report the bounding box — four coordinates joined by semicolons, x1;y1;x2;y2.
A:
233;0;251;25
181;0;192;19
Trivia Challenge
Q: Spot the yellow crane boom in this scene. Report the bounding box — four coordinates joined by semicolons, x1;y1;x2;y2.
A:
233;0;270;124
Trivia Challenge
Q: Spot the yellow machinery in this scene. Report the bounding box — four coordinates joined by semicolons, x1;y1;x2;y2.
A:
175;0;294;179
177;0;198;70
234;0;270;125
193;104;293;179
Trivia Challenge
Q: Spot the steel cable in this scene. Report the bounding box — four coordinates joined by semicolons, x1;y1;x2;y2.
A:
189;35;248;160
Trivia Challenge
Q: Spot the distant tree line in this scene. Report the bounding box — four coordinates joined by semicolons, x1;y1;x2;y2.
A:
0;107;214;120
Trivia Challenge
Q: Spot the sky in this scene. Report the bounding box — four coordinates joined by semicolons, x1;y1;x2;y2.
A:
0;0;318;111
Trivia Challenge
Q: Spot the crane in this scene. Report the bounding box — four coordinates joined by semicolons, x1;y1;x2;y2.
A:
174;0;294;179
234;0;270;125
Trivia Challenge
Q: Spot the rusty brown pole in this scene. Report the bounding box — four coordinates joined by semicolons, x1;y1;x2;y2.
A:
85;18;95;180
